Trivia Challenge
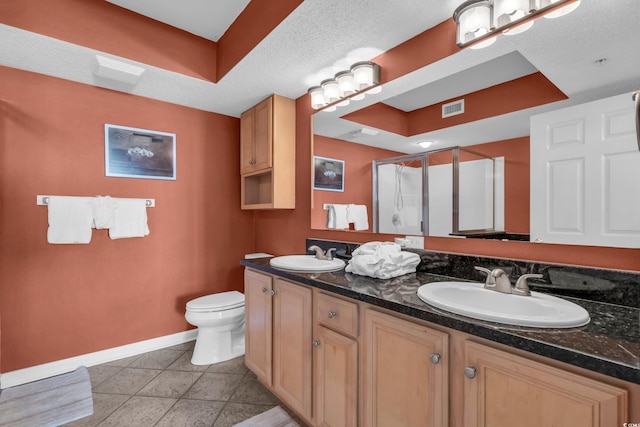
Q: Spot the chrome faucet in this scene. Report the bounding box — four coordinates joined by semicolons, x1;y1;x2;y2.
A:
308;245;336;261
474;266;542;296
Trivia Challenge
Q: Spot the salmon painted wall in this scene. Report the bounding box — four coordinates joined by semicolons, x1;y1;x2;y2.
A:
0;66;254;372
311;135;402;231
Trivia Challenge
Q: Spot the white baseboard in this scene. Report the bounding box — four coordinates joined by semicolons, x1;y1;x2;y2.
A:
0;329;197;389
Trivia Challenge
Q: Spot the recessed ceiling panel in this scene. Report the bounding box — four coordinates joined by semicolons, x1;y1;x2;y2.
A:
383;51;538;112
106;0;251;41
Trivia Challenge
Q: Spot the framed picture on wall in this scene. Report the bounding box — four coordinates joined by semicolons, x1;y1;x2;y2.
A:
104;124;176;180
313;156;344;192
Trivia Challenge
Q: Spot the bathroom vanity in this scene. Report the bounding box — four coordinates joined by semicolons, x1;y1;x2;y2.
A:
241;245;640;427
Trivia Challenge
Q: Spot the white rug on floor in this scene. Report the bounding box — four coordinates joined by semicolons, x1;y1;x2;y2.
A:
0;366;93;426
233;406;300;427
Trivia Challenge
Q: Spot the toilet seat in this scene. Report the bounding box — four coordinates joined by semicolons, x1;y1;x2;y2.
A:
186;291;244;312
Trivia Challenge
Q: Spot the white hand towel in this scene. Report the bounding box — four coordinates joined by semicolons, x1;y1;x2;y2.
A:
108;199;150;239
327;204;349;229
47;196;94;244
92;196;117;229
326;205;336;228
348;204;369;231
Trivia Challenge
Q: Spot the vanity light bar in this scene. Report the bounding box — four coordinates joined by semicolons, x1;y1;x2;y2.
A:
453;0;582;49
307;61;381;111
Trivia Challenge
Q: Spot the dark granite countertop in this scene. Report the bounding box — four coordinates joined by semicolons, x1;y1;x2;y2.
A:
241;257;640;384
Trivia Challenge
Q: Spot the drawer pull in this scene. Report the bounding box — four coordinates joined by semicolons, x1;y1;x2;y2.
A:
429;353;441;364
312;340;321;347
327;311;337;319
464;367;477;379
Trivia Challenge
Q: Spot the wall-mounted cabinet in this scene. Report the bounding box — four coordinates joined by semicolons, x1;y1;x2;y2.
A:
240;94;295;209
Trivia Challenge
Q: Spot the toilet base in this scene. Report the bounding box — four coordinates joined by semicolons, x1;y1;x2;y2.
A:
190;328;245;365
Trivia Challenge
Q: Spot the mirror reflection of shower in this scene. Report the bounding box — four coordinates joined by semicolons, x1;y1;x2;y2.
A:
373;148;504;237
374;155;425;235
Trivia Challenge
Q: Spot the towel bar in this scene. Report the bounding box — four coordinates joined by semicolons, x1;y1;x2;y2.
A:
36;195;155;207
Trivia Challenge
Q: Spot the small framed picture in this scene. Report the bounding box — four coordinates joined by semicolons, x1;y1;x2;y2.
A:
105;124;176;180
314;156;344;192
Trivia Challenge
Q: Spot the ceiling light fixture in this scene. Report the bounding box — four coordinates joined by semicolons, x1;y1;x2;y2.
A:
308;61;381;111
417;141;434;149
453;0;581;49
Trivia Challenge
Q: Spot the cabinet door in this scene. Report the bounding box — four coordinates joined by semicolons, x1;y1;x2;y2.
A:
315;325;358;427
272;278;313;421
362;309;448;427
463;341;627;427
240;107;256;174
252;97;273;172
244;269;272;385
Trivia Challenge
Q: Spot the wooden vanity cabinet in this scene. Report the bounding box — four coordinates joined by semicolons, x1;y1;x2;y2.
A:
462;340;628;427
313;292;359;427
244;269;313;422
240;94;295;209
244;269;636;427
361;309;449;427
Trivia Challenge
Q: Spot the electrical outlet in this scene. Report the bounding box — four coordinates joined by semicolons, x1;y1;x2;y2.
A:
404;235;424;249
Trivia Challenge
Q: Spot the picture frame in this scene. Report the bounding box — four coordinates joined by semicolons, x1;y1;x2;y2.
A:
104;124;176;180
313;156;344;192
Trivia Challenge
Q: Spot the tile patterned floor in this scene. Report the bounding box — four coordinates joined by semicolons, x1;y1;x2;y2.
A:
62;341;288;427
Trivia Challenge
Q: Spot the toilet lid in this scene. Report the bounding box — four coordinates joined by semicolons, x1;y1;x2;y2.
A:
187;291;244;311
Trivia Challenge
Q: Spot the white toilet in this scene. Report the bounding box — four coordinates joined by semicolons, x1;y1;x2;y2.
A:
185;291;245;365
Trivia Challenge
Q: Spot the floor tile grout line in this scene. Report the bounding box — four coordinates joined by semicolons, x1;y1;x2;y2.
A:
92;349;190;427
210;369;251;427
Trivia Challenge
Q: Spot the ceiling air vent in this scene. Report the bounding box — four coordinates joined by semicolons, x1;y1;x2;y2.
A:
442;99;465;118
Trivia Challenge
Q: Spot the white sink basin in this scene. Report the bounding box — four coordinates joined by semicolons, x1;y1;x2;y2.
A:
417;281;590;328
270;255;345;273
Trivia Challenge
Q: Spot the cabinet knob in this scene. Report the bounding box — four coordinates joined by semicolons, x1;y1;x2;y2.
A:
312;340;321;347
261;287;268;293
270;290;278;296
429;353;441;364
327;311;337;319
464;367;477;379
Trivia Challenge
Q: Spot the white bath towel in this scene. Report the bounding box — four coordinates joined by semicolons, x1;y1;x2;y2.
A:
91;196;117;229
347;204;369;231
47;196;94;244
108;199;150;239
327;204;349;229
345;241;421;279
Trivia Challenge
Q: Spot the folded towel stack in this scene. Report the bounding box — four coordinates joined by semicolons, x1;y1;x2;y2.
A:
326;204;369;231
345;241;421;279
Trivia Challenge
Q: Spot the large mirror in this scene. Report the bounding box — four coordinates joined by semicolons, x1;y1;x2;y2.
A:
311;0;639;247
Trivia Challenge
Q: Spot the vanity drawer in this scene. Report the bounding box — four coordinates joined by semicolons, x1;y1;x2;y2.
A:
316;292;359;337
